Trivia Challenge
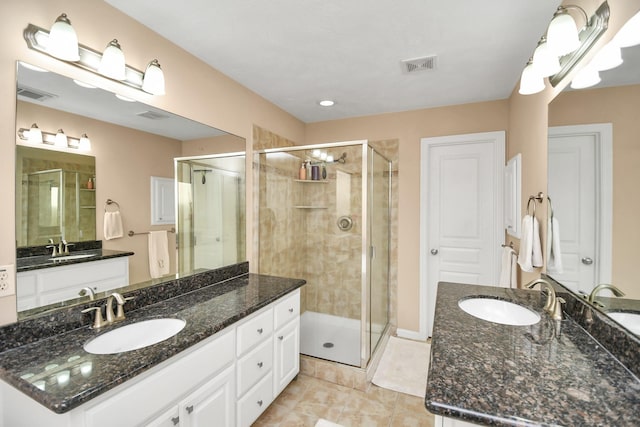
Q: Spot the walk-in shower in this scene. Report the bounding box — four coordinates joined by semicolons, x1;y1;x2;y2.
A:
254;140;391;368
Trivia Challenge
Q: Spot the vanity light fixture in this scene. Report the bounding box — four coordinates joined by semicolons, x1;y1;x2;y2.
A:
570;65;601;89
98;39;126;80
613;9;640;48
532;37;561;77
17;125;92;152
23;14;166;96
518;59;545;95
589;42;623;71
546;6;587;56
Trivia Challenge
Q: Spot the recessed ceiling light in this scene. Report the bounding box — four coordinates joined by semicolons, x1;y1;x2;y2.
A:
115;93;136;102
318;100;335;107
19;62;48;72
73;79;97;89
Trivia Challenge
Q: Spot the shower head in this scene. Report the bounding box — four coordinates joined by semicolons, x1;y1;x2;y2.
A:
332;152;347;164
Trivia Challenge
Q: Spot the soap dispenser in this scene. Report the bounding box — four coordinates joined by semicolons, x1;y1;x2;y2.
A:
298;163;306;180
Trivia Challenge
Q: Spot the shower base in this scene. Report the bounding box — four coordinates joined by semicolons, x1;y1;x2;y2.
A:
300;311;361;366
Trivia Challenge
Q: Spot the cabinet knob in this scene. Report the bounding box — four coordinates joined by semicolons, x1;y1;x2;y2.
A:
257;400;263;407
278;335;284;340
171;416;180;425
257;361;263;368
257;328;263;334
288;308;294;313
186;405;194;414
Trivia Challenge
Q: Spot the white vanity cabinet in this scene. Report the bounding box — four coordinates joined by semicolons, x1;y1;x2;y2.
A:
17;257;130;311
435;415;483;426
1;288;300;427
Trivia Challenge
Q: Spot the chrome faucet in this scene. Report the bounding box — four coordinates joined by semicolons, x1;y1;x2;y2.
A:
59;239;74;255
525;278;565;321
81;292;134;329
46;238;58;257
587;284;625;307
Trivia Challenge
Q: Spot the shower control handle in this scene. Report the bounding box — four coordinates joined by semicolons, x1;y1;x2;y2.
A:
431;248;438;255
257;328;263;334
581;257;593;265
257;361;263;368
278;335;284;340
288;308;294;313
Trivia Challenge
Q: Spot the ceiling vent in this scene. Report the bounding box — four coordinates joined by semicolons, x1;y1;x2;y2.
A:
401;55;438;74
17;85;56;102
136;110;170;120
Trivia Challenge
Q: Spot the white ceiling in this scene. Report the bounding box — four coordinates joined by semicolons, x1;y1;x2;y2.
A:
105;0;563;123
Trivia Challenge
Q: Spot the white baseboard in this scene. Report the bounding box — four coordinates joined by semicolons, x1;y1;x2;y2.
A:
396;327;427;341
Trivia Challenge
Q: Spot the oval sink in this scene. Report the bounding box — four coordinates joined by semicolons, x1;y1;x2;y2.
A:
84;318;186;354
608;311;640;335
49;253;97;261
458;297;540;326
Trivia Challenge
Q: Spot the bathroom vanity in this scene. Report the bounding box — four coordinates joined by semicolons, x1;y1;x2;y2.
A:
0;263;304;427
426;282;640;426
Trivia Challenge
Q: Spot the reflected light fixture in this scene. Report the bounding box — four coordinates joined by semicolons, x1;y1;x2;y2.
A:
55;129;68;147
17;125;92;151
98;39;126;80
546;6;587;56
532;37;561;77
23;14;166;95
47;13;79;61
590;42;623;71
518;59;545;95
142;59;166;95
613;10;640;47
73;79;97;89
570;65;601;89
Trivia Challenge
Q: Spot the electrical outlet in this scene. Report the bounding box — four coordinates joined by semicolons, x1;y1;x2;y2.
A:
0;264;16;297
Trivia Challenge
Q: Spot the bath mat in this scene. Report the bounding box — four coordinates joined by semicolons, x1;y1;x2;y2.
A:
315;419;343;427
371;336;430;397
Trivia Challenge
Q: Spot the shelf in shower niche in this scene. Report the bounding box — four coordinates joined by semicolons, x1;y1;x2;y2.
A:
293;206;328;209
293;179;329;183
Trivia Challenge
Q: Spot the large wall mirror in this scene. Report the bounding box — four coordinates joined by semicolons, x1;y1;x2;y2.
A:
547;36;640;335
15;61;246;318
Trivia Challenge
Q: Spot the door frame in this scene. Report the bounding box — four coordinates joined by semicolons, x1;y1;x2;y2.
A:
548;123;613;288
411;131;505;340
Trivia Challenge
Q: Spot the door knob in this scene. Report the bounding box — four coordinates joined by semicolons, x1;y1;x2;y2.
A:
430;249;438;255
581;257;593;265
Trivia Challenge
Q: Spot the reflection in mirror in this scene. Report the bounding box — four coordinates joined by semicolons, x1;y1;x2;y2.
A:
15;62;246;318
547;38;640;335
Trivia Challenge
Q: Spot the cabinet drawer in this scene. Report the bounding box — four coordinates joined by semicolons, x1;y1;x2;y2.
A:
237;338;273;397
237;308;273;356
274;289;300;330
237;372;273;427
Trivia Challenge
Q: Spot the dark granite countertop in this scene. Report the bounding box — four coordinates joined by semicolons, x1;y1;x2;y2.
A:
425;282;640;426
0;273;305;413
17;248;134;272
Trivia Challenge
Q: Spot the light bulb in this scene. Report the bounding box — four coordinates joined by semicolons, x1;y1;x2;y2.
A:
142;59;166;95
98;39;126;80
47;13;80;61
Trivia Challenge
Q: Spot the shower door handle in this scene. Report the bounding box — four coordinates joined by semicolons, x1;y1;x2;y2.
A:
430;249;438;255
370;245;376;260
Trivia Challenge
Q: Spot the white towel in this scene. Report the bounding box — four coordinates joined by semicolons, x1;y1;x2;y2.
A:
499;246;517;287
517;215;543;272
148;230;170;279
546;216;563;274
103;211;124;240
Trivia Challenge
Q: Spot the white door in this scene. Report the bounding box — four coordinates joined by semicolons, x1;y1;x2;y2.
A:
421;132;505;338
548;124;612;294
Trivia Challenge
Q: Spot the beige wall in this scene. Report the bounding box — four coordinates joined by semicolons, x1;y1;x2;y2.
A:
0;0;305;325
549;84;640;299
305;101;510;332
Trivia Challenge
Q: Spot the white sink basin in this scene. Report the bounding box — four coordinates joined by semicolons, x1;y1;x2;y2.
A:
49;254;97;261
608;312;640;335
458;297;541;326
84;318;186;354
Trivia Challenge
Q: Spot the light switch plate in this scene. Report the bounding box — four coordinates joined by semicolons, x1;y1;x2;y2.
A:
0;264;16;297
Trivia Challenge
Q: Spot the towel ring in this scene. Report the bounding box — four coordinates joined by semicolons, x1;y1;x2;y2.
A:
526;197;537;218
104;199;120;212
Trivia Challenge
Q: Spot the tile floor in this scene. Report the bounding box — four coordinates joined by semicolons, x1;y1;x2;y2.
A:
253;374;435;427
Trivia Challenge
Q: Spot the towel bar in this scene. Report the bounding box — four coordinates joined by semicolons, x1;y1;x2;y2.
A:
128;227;175;237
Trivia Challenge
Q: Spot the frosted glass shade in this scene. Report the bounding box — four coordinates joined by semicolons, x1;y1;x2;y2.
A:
55;129;68;147
28;123;43;144
547;9;580;56
591;43;623;71
614;10;640;48
48;13;80;61
532;39;561;77
571;67;601;89
142;59;166;95
98;39;126;80
518;62;545;95
79;134;91;151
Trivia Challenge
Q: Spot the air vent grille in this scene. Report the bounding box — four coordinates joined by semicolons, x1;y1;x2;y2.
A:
401;55;437;74
136;110;170;120
17;86;56;102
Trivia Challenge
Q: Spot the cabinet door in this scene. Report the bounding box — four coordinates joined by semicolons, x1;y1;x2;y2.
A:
146;406;181;427
273;318;300;395
181;364;235;427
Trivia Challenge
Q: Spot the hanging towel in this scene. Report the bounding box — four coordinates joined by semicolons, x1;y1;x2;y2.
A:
103;211;124;240
499;246;517;287
547;216;563;274
148;230;170;279
517;215;543;272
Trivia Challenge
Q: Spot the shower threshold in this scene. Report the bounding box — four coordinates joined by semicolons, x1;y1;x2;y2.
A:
300;311;361;366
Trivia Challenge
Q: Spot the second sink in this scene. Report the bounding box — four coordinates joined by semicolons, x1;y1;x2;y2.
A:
84;318;186;354
458;297;541;326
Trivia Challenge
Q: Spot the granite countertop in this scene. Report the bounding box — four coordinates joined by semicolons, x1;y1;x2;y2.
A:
425;282;640;426
0;273;305;413
17;248;134;272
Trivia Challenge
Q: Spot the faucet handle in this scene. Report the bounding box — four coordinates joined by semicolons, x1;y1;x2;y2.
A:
82;306;106;329
552;296;566;321
114;296;135;321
